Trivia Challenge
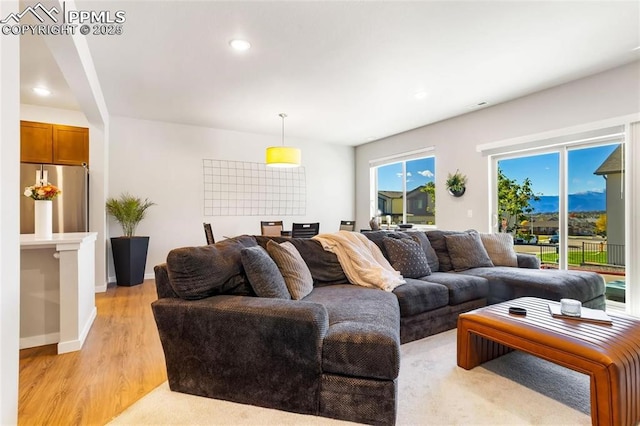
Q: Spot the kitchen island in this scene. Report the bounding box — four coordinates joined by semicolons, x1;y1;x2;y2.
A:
20;232;97;354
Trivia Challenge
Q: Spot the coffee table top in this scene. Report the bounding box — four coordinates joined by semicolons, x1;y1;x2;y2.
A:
459;297;640;362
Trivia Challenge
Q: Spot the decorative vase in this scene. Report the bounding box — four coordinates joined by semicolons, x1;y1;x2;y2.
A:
34;199;53;239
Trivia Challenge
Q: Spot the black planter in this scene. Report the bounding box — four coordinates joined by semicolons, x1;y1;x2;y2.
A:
448;187;466;197
111;236;150;286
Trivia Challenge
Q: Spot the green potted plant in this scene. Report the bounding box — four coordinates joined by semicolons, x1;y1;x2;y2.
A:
106;193;155;286
446;170;467;197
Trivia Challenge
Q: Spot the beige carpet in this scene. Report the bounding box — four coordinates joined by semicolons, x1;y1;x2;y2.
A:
110;329;591;425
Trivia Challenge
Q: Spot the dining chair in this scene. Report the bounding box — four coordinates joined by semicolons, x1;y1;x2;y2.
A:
339;220;355;231
260;220;284;237
203;222;215;245
291;222;320;238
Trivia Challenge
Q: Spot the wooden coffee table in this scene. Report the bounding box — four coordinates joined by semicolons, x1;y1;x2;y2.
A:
457;297;640;426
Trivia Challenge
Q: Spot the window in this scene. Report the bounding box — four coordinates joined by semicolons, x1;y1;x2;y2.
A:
372;154;436;227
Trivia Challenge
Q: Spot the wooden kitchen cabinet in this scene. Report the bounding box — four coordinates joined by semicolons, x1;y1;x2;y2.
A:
20;121;89;166
53;125;89;165
20;121;53;163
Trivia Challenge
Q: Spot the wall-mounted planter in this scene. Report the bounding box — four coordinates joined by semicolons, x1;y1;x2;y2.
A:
448;187;466;197
445;169;467;198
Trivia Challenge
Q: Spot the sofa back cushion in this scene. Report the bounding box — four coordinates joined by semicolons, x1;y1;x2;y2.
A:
165;235;257;300
444;231;494;271
479;233;518;267
240;246;291;299
382;237;431;278
361;230;395;258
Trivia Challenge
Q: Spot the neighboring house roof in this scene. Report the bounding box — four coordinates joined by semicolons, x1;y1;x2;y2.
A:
594;145;623;175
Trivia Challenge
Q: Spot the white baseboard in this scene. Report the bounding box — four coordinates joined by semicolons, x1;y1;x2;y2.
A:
20;332;60;349
57;306;97;354
106;272;155;286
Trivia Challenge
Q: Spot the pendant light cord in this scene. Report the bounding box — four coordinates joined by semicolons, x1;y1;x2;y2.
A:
279;113;287;146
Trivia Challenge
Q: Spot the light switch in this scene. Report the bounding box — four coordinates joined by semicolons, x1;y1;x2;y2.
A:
467;209;473;218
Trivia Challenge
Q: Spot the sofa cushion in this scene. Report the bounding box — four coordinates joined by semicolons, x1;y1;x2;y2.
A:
480;233;518;267
255;236;348;285
241;246;291;299
444;231;494;271
165;235;257;300
422;272;489;305
392;278;449;316
304;285;400;380
461;267;605;305
382;237;431;278
267;240;314;300
406;231;439;272
361;230;399;258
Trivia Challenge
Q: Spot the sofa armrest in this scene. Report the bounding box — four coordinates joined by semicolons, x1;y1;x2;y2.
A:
151;295;329;414
516;253;540;269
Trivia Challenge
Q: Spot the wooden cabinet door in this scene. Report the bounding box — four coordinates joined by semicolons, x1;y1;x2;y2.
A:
52;125;89;166
20;121;53;163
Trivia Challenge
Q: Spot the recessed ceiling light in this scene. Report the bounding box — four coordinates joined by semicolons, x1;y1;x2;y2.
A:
32;87;51;96
414;91;428;100
229;39;251;51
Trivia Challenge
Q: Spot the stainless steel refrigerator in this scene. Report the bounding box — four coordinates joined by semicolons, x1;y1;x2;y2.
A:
20;163;89;234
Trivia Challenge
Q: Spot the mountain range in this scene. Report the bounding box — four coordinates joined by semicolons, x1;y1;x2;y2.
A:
529;191;606;213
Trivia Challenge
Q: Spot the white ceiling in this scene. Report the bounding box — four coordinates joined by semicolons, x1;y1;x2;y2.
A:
19;1;640;145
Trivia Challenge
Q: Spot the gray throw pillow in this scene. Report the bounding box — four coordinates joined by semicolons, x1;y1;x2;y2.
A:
426;230;467;272
444;231;494;271
240;246;291;299
479;233;518;267
407;231;440;272
382;237;431;278
266;240;314;300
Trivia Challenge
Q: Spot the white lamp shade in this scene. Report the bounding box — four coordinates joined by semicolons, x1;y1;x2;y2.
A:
266;146;301;167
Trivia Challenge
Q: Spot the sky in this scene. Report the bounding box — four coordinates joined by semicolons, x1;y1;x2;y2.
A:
377;144;620;195
377;157;435;191
498;144;619;196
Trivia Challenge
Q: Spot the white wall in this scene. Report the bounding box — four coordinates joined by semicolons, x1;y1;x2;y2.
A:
355;61;640;232
20;104;89;127
0;1;20;422
108;116;355;281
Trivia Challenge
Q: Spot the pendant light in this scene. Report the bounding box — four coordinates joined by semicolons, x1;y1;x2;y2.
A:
266;113;301;167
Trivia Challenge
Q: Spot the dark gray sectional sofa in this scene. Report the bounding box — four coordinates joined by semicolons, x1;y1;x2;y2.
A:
151;230;605;425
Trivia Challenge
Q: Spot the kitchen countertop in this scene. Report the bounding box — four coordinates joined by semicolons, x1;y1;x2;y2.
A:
20;232;97;247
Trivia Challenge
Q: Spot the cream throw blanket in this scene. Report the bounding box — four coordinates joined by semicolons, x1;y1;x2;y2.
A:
313;231;405;291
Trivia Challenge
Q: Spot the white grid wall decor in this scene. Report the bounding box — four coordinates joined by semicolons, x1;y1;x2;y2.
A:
203;159;306;216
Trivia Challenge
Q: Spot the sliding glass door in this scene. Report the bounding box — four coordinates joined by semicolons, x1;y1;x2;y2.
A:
494;142;626;306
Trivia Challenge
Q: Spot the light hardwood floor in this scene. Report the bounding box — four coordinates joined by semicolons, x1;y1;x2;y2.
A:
18;280;167;425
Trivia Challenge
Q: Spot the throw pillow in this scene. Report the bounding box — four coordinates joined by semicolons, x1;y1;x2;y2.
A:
426;230;467;272
443;231;494;272
382;237;431;278
408;231;440;272
479;233;518;267
266;240;314;300
240;246;291;299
